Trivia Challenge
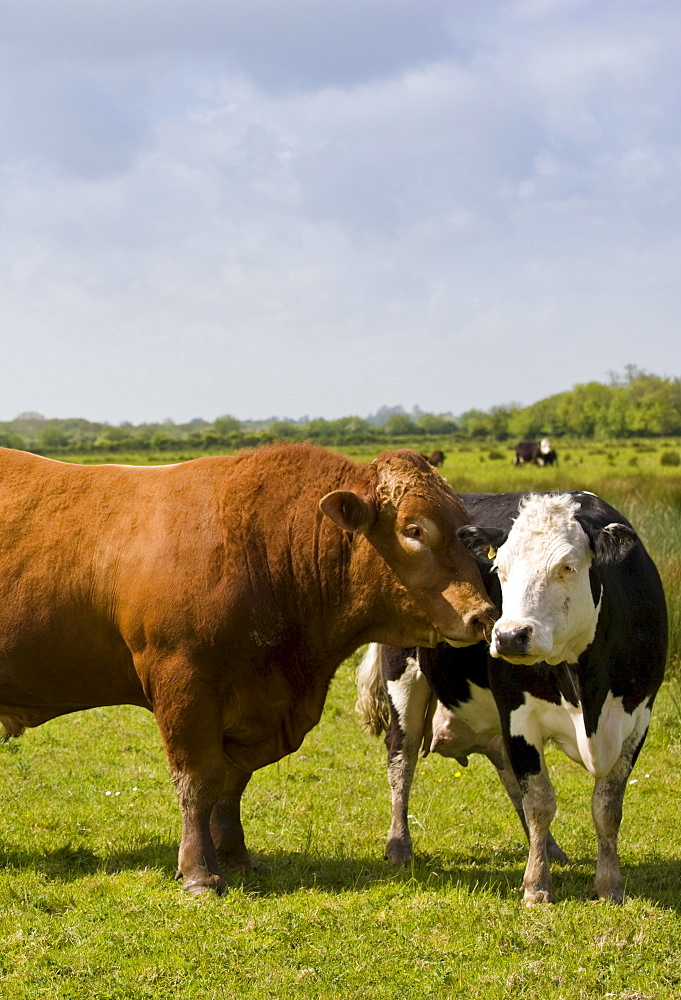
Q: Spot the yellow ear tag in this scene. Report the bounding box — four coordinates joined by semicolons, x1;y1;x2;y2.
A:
487;546;497;561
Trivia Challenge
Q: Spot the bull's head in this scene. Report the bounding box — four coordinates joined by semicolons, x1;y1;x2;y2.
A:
319;450;496;648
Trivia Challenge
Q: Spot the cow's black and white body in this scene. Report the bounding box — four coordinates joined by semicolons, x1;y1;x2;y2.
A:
513;439;558;466
357;491;667;904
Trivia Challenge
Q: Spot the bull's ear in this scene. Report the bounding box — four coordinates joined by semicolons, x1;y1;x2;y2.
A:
457;525;507;560
592;522;637;565
319;491;377;533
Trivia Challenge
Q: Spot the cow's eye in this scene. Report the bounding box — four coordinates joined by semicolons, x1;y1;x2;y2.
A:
404;525;422;539
561;564;576;575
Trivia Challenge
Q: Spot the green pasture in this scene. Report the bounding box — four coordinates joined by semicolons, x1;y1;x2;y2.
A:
1;439;680;998
1;661;680;999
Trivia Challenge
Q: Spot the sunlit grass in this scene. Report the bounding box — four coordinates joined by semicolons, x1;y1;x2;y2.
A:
3;439;678;997
1;659;681;998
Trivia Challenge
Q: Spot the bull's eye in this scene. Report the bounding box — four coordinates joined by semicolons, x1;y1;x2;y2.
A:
404;525;422;539
561;564;577;576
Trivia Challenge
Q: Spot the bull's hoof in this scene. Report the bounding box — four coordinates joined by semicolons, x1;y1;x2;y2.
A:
522;888;554;905
385;839;413;866
180;873;226;895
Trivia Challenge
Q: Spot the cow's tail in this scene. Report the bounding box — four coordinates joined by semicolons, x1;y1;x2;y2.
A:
355;642;390;736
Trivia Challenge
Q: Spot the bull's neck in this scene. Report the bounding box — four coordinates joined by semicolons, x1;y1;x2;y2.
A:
263;516;390;667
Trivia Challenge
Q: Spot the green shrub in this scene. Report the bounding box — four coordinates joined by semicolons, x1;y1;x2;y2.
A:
660;451;681;467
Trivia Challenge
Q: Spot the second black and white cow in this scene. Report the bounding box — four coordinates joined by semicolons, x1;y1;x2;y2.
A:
357;491;667;904
513;439;558;466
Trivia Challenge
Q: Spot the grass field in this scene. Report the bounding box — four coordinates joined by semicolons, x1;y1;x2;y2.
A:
1;439;680;998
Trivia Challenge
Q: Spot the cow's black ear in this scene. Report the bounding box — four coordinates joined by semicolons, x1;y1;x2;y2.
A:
457;525;507;560
592;522;637;565
320;490;377;533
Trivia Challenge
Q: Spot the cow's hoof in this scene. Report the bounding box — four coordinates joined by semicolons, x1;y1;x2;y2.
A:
180;873;226;895
522;888;554;905
385;839;413;866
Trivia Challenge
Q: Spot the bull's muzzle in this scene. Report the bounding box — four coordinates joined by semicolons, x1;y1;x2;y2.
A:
476;606;499;642
444;604;498;646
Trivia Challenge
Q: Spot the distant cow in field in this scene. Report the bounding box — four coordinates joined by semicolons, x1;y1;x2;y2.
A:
513;439;557;466
0;444;496;895
538;438;558;465
357;490;667;904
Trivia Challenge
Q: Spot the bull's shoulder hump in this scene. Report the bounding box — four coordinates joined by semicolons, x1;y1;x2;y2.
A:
0;448;239;483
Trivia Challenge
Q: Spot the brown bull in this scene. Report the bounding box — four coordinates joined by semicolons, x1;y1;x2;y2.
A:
0;444;495;894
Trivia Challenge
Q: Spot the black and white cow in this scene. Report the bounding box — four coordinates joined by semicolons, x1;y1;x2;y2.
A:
538;438;558;466
357;491;667;904
513;439;558;466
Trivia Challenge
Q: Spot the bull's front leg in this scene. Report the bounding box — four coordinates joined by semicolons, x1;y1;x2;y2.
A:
172;763;227;895
384;665;432;865
150;664;230;895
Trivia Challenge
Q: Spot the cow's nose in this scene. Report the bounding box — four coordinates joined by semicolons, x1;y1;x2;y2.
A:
494;623;533;654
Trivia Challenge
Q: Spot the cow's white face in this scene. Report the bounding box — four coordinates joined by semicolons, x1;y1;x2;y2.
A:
489;495;600;665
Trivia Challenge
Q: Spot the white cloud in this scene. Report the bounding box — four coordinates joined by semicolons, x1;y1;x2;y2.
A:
0;0;680;422
0;0;459;87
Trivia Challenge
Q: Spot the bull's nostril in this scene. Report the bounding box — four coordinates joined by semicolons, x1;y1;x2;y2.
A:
470;616;486;635
513;625;532;642
469;609;498;640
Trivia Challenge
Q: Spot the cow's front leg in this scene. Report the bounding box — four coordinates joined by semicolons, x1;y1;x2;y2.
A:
152;670;229;895
591;729;646;903
591;770;626;903
210;765;254;872
519;766;556;904
384;664;432;865
492;740;569;865
504;729;556;905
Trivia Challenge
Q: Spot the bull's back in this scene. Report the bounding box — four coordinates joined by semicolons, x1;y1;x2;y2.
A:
0;450;242;720
0;445;359;730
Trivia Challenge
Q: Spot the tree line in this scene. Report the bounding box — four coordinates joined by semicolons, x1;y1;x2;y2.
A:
1;369;679;454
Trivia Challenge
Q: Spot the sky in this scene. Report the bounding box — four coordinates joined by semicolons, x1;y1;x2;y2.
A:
1;0;680;425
